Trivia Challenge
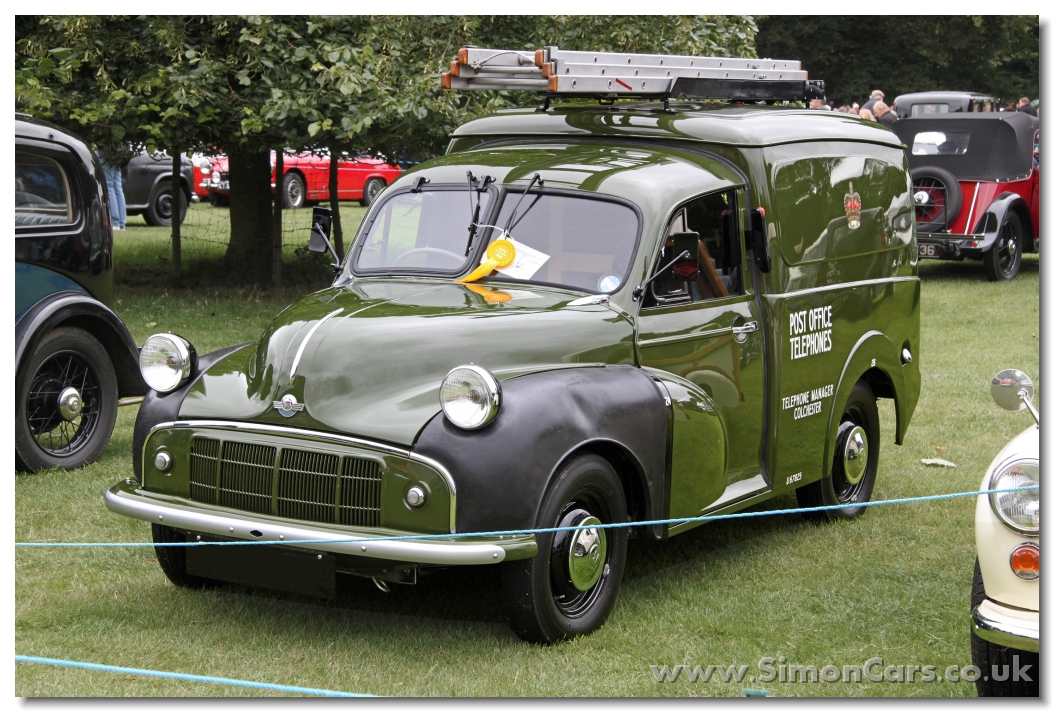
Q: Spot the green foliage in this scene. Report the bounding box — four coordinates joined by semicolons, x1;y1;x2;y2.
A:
16;15;758;160
756;16;1038;107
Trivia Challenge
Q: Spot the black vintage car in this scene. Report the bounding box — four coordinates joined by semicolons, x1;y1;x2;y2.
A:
123;150;194;226
892;112;1039;281
893;91;1000;117
15;114;146;471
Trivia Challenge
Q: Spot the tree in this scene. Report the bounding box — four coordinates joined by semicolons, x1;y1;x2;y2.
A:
17;15;760;283
755;16;1038;107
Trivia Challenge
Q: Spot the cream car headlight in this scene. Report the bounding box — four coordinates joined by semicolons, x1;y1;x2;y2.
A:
989;459;1039;535
140;333;196;393
440;365;501;430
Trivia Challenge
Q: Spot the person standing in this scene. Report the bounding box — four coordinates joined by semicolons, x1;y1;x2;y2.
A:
1017;97;1037;117
861;90;884;114
858;108;876;122
874;101;899;127
96;149;127;230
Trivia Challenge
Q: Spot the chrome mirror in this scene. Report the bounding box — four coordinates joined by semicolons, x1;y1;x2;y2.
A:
992;369;1039;424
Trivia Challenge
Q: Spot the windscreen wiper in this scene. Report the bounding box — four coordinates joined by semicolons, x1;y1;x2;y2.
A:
503;173;543;234
465;171;494;255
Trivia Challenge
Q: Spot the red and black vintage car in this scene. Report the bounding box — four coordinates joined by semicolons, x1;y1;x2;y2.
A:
892;112;1039;281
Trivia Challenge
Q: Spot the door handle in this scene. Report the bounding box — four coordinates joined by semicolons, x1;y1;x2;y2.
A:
731;321;757;342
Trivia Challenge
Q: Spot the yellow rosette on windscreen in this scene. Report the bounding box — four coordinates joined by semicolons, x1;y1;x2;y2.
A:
457;238;516;283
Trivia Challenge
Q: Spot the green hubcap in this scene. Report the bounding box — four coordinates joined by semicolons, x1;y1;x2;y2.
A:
843;425;868;485
567;516;606;592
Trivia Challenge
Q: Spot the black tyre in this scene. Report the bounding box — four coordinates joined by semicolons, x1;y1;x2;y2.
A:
359;177;385;207
501;454;628;644
152;524;212;589
796;380;879;522
144;180;188;226
971;558;1039;696
281;172;306;210
15;327;118;472
984;212;1023;282
911;166;962;234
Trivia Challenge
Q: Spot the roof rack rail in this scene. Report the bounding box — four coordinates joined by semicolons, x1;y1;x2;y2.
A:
441;47;825;103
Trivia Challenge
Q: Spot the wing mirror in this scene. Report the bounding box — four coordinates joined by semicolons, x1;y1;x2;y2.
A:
632;236;697;302
748;207;771;273
991;369;1039;424
308;206;341;272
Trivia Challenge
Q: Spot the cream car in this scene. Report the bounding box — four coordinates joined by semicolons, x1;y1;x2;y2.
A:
971;369;1039;696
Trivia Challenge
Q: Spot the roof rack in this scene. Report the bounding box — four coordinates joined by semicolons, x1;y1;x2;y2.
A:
441;47;825;103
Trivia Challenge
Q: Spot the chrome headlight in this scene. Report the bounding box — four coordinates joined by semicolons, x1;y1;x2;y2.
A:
140;333;196;393
989;459;1039;535
439;365;501;430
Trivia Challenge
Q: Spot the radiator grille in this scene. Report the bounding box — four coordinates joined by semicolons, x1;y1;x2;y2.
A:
184;435;384;526
189;437;220;504
277;449;339;523
340;458;383;527
218;442;276;514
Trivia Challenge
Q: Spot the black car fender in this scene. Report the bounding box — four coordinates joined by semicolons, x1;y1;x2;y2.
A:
16;291;146;399
412;365;669;539
131;342;251;481
975;191;1035;252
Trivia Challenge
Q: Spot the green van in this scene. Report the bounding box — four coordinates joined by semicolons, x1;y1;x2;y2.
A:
107;91;920;644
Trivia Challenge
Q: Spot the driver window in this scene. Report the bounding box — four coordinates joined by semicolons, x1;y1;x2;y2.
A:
643;190;743;307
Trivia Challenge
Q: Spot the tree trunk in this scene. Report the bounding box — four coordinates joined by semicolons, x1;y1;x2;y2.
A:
224;149;274;282
329;148;343;258
272;151;283;285
171;151;181;275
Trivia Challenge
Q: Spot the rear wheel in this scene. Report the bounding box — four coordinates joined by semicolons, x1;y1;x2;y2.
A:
501;454;628;644
984;213;1023;281
971;558;1039;696
911;166;962;233
359;177;385;207
152;524;212;589
15;327;118;472
281;172;306;209
796;381;879;522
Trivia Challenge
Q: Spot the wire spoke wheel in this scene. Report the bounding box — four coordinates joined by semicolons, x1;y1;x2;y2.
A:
25;350;101;457
913;177;947;227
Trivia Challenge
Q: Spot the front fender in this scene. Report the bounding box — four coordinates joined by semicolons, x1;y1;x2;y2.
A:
412;365;668;535
15;290;145;398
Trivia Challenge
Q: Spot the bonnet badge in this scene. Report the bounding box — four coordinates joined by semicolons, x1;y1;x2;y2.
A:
844;181;862;230
273;394;305;418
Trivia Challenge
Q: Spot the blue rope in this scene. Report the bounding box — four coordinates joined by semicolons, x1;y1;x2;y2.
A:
14;486;1036;549
15;655;374;697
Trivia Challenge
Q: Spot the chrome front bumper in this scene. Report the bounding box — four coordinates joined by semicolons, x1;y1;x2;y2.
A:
972;599;1040;653
105;481;536;566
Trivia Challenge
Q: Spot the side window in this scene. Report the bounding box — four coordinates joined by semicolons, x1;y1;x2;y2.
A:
643;190;743;307
15;152;73;228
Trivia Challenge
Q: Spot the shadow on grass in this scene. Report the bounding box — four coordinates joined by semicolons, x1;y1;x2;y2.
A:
185;493;811;636
917;252;1038;282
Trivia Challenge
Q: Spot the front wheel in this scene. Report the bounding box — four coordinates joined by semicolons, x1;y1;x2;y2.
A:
796;380;879;522
15;327;118;472
152;524;212;589
501;454;628;644
971;559;1039;696
984;213;1023;281
359;177;385;207
144;180;188;226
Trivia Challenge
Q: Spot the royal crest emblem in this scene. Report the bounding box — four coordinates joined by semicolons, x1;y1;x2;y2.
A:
272;394;305;418
844;181;861;230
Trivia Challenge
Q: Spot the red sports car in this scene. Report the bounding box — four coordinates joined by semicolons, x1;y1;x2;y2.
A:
893;112;1039;281
206;150;401;209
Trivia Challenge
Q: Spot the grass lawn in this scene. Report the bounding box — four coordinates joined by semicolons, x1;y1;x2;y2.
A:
15;229;1039;696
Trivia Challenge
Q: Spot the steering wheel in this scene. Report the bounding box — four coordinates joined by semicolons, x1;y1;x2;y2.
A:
392;247;465;267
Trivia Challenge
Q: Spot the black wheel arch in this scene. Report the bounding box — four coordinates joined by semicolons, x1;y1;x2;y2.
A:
149;172;193;206
975;191;1035;252
16;291;146;400
412;365;669;540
